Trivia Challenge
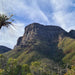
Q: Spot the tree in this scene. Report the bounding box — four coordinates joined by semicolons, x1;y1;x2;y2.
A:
64;65;75;75
27;73;33;75
22;64;30;75
0;54;7;69
7;58;19;75
0;14;14;29
0;69;4;75
30;61;40;75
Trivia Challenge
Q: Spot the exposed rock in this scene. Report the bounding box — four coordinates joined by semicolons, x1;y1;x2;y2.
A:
16;23;68;47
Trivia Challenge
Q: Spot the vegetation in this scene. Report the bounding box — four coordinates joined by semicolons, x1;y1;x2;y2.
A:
1;54;74;75
64;65;75;75
0;14;13;29
58;37;75;65
2;36;75;75
0;55;60;75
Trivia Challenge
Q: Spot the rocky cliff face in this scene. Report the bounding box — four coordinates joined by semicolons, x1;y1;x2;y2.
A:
15;23;68;47
0;45;11;53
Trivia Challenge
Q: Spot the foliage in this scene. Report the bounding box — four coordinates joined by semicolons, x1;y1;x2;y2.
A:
30;61;58;75
0;55;60;75
0;54;7;69
22;64;30;75
58;37;75;65
27;73;33;75
64;65;75;75
0;14;13;29
0;69;4;75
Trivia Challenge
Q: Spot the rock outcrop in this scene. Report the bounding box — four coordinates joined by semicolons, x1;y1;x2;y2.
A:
16;23;68;47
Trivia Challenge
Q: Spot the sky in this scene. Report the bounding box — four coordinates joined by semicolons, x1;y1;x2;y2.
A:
0;0;75;48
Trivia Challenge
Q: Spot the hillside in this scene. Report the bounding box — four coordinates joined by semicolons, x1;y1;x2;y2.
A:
0;45;11;53
58;37;75;65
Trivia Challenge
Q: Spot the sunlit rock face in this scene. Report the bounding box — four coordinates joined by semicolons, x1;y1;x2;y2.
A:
15;23;68;48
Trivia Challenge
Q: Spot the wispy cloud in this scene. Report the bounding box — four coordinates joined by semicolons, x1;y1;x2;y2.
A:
0;0;51;48
50;0;75;31
0;0;50;24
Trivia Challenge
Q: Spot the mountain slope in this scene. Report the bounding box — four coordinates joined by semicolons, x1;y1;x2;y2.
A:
0;45;11;53
4;23;75;65
58;37;75;64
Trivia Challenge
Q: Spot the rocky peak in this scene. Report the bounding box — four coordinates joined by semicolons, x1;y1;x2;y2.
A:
25;23;66;34
25;23;43;33
15;23;68;47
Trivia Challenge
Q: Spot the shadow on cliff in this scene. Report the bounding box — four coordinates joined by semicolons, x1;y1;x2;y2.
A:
31;39;65;63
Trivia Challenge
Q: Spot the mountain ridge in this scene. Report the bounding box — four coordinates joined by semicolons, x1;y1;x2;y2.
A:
0;45;11;53
15;23;69;48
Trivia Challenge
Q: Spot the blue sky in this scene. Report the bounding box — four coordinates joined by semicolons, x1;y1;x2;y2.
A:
0;0;75;48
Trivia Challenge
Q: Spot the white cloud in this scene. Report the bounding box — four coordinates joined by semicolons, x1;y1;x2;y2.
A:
50;0;75;31
0;0;50;24
0;22;24;48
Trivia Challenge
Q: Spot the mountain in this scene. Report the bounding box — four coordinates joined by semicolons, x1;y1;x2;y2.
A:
3;23;75;75
0;45;11;53
5;23;75;65
15;23;68;47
